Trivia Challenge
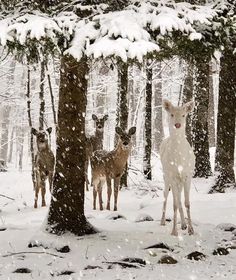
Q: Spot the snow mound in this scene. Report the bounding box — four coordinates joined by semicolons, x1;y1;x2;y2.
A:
216;223;236;232
134;213;154;223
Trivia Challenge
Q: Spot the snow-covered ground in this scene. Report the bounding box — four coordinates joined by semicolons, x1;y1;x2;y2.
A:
1;158;236;279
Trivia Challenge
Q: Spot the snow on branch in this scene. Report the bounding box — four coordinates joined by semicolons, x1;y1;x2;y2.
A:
0;1;232;62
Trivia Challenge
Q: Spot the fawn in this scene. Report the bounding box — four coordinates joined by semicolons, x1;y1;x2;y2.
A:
85;114;108;190
91;126;136;211
32;127;55;208
160;100;195;236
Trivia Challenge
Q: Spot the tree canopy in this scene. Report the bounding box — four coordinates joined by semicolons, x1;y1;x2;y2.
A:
1;0;235;63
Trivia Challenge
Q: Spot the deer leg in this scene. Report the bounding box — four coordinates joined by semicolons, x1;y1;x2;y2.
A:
48;172;53;193
93;182;97;210
85;157;89;191
178;187;187;230
106;177;112;210
34;184;40;209
114;177;120;211
171;187;179;236
98;181;103;211
184;179;194;235
34;172;40;208
41;178;46;207
161;178;170;226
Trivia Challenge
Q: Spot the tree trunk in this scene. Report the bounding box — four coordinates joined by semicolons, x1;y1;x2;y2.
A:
182;61;194;145
143;61;152;180
39;60;45;130
210;50;236;193
208;60;216;148
0;106;11;164
192;59;212;178
46;63;57;125
26;67;36;189
46;55;96;235
153;61;163;152
117;61;129;188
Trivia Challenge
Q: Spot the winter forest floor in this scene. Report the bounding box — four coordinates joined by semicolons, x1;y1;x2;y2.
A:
0;155;236;280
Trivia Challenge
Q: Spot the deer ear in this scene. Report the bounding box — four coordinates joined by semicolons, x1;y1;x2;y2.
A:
128;127;136;135
47;127;52;134
115;127;123;135
163;99;173;112
31;128;38;135
103;114;108;121
92;114;98;121
184;100;194;113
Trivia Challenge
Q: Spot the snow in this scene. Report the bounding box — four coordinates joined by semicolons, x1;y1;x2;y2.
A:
0;1;222;61
1;157;236;279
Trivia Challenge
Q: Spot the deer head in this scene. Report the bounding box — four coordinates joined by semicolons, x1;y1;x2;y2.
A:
32;127;52;150
115;126;136;150
163;99;194;133
92;114;108;131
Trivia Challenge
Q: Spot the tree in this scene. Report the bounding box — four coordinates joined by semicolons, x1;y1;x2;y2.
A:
46;55;96;235
143;60;152;180
192;58;212;178
116;61;129;188
210;49;236;193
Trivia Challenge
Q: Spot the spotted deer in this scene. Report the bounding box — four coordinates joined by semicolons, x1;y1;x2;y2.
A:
91;126;136;211
85;114;108;190
160;100;195;236
32;127;55;208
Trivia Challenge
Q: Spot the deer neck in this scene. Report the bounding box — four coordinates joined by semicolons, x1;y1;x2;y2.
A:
37;142;50;153
112;140;131;166
94;129;104;141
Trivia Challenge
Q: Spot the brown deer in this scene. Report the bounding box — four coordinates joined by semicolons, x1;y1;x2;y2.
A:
91;126;136;211
85;114;108;190
32;127;55;208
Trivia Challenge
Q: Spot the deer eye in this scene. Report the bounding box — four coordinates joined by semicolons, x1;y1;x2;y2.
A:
182;115;185;117
171;114;174;117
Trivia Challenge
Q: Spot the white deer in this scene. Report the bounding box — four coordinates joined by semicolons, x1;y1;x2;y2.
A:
91;126;136;211
160;99;195;236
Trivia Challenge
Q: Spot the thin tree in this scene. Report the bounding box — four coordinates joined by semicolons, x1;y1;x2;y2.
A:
116;60;129;188
182;61;194;145
26;66;36;188
143;60;152;180
39;60;45;130
46;62;57;125
152;61;163;152
208;59;216;148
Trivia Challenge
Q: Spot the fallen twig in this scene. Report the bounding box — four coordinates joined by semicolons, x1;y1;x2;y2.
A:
2;251;64;258
0;194;15;201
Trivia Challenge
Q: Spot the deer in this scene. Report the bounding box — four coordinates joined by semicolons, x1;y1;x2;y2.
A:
85;114;108;191
160;99;195;236
91;126;136;211
32;127;55;208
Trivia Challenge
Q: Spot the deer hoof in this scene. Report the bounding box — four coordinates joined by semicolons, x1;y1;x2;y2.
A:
114;207;117;211
188;227;194;235
181;223;187;230
34;203;37;209
100;206;103;211
160;219;166;226
42;202;46;207
106;205;110;210
171;230;178;236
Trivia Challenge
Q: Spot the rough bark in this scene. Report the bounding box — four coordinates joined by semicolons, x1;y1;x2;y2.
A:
39;60;45;130
46;55;96;235
117;61;129;188
208;60;216;148
153;62;163;152
192;58;212;178
143;61;152;180
210;50;236;193
182;61;194;145
26;67;36;188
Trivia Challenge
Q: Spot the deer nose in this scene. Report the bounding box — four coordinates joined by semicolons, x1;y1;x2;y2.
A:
98;125;102;129
175;123;181;129
123;141;129;146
